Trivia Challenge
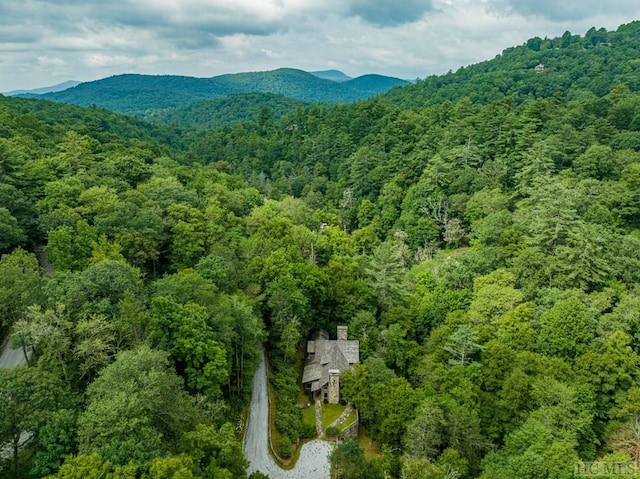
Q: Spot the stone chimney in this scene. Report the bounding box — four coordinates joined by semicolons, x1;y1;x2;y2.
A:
328;369;340;404
337;326;348;341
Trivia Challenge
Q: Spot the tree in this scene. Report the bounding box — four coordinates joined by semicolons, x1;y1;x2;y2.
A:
465;188;509;222
77;346;196;466
330;439;365;479
146;455;197;479
178;423;247;478
46;260;144;320
479;380;588;479
151;296;229;397
348;310;378;359
0;207;25;251
0;137;25;186
469;269;523;325
374;377;419;446
45;220;97;271
153;268;218;309
404;399;445;459
51;453;136;479
536;296;595;361
364;241;407;311
443;325;484;366
90;235;126;265
573;144;617;180
13;304;74;382
516;177;580;255
114;290;152;349
166;204;209;271
0;184;38;244
0;248;42;335
94;201;163;269
379;323;415;373
495;302;537;351
0;366;69;479
278;315;301;362
74;314;116;381
443;218;466;247
576;331;638;426
30;408;78;478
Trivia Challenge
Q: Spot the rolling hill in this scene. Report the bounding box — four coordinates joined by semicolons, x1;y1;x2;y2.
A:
4;80;81;96
383;21;640;109
22;68;408;117
146;92;311;129
310;70;353;82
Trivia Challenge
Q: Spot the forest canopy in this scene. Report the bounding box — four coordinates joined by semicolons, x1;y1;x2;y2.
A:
2;20;640;479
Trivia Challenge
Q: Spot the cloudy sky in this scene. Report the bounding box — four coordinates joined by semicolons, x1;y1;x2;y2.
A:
1;0;640;92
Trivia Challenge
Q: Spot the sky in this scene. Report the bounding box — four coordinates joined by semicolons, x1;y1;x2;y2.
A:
1;0;640;93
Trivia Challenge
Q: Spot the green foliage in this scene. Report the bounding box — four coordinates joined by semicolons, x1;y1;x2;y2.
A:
330;440;366;479
31;69;407;117
0;207;26;250
301;422;317;438
325;426;340;437
178;423;248;478
536;297;595;360
150;93;311;129
51;453;137;479
0;366;70;479
0;248;42;334
151;296;229;397
5;21;640;479
384;21;640;110
77;346;196;466
276;436;293;458
269;355;302;442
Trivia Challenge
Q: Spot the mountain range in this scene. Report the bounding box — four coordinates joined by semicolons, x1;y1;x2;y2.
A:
4;80;81;96
11;21;640;132
12;69;408;119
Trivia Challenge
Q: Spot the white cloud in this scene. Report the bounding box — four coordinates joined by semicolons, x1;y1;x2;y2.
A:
83;54;136;67
0;0;639;91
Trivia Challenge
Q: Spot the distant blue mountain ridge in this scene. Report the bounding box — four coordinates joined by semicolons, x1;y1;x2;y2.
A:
10;68;408;116
5;80;82;96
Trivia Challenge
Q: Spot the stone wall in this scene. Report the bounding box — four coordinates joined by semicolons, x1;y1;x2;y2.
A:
340;410;359;440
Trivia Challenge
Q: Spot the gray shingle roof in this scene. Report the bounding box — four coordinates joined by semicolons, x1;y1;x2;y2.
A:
302;337;359;392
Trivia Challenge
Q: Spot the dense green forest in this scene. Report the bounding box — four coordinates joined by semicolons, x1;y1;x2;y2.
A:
146;93;312;130
385;22;640;109
3;20;640;479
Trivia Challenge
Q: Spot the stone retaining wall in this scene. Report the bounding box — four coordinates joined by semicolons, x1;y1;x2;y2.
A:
340;410;359;440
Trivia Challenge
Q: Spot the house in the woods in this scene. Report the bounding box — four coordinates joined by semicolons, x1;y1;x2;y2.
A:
302;326;359;404
534;63;545;72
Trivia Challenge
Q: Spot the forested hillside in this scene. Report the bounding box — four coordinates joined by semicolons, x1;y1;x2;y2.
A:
21;69;407;118
2;21;640;479
147;93;311;130
384;21;640;109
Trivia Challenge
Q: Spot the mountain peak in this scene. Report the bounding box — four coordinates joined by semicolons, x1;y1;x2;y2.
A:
310;70;353;82
5;80;82;96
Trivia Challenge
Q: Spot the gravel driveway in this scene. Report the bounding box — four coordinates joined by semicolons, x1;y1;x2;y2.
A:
0;336;29;368
243;351;332;479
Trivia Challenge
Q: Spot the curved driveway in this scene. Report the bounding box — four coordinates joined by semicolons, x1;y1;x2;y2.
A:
0;336;28;368
0;336;31;459
243;350;332;479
